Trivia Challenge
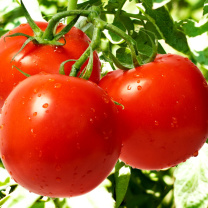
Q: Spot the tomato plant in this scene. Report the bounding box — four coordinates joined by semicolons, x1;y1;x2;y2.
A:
0;22;101;108
99;54;208;170
0;74;121;197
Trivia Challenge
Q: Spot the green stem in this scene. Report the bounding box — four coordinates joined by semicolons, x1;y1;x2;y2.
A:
114;0;126;20
42;10;91;40
67;0;78;24
20;0;43;37
70;20;103;77
102;19;142;67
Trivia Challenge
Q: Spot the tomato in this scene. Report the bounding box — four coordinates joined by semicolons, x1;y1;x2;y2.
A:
0;22;101;108
99;54;208;170
0;74;121;197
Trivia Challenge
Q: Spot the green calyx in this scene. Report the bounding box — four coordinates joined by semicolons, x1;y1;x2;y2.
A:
9;0;158;79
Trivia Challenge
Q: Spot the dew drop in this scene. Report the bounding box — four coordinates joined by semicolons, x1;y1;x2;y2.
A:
33;89;38;94
33;112;37;116
87;170;92;174
1;155;5;160
133;74;140;78
55;165;62;172
127;85;132;90
54;83;62;88
39;151;42;158
137;85;142;90
56;177;62;182
193;150;198;157
102;96;110;103
203;81;207;87
76;143;80;150
172;117;177;124
0;124;4;130
42;103;49;108
89;118;94;123
49;78;55;82
90;108;95;113
38;94;41;97
137;80;140;83
154;120;159;126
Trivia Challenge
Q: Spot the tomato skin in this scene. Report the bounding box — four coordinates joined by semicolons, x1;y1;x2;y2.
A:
99;54;208;170
0;22;101;107
0;74;121;197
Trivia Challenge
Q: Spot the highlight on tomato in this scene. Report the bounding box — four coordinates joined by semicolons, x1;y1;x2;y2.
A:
0;74;121;197
99;53;208;170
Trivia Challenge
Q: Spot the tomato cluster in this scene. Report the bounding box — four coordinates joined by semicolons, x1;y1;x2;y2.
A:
0;24;120;197
0;21;208;198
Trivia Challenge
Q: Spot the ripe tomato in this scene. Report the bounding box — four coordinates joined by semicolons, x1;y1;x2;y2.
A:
99;54;208;170
0;74;121;197
0;22;101;107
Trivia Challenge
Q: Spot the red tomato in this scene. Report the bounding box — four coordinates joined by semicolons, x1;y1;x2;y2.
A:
99;54;208;170
0;22;101;107
0;74;121;197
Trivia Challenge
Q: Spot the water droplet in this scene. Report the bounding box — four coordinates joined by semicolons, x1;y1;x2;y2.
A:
39;151;42;158
127;85;132;90
203;81;207;87
56;177;61;182
33;112;37;116
22;101;25;105
1;155;5;160
45;110;49;113
102;96;110;103
38;94;41;97
49;78;55;82
193;150;198;157
154;120;159;126
20;23;26;27
172;117;177;124
42;103;49;108
54;83;62;88
33;89;38;94
87;170;92;174
89;118;94;123
76;143;80;150
31;129;37;137
137;86;142;90
137;80;140;83
133;74;140;78
0;124;4;130
90;108;95;113
55;165;62;172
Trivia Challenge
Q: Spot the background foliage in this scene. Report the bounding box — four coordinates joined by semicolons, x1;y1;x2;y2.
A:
0;0;208;207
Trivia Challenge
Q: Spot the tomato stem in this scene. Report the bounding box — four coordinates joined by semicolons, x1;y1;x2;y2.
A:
67;0;78;24
103;20;143;67
42;10;90;41
20;0;43;37
70;20;103;77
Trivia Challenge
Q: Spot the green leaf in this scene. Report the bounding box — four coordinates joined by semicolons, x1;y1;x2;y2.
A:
0;186;41;208
203;0;208;15
180;18;208;37
114;161;131;208
174;143;208;208
116;47;134;69
134;28;157;61
107;21;126;44
152;0;171;9
141;1;190;54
